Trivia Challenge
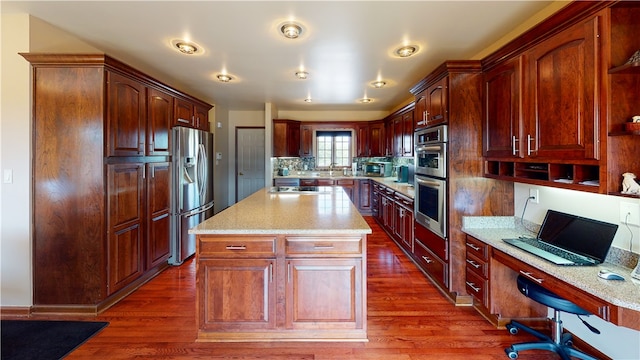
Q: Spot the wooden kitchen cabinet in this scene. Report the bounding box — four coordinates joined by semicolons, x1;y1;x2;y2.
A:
393;192;414;253
174;97;210;131
273;119;301;157
357;179;372;215
196;234;367;341
23;53;211;314
368;121;385;157
197;235;277;332
384;103;415;157
300;124;313;157
483;56;523;159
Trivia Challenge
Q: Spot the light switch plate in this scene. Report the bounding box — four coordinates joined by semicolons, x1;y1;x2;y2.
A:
3;169;12;184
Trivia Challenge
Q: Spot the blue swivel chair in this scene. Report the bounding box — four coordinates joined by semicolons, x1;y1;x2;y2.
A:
504;275;600;360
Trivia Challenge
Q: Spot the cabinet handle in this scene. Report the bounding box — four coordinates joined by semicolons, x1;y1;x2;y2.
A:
466;281;481;292
527;134;535;156
287;262;291;282
466;242;480;251
269;263;273;283
313;245;334;250
421;256;433;264
177;118;190;124
512;136;519;155
466;259;481;269
598;305;610;321
519;270;543;284
225;245;247;250
426;111;430;120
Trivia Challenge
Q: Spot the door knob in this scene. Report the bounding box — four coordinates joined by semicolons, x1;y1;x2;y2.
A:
239;172;244;176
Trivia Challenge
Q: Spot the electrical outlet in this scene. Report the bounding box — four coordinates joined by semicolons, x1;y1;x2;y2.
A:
620;202;640;226
529;188;539;203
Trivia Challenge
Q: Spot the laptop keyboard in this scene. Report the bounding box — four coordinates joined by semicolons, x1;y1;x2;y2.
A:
517;237;592;264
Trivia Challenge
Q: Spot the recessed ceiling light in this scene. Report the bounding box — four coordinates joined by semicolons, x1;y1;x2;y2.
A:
395;45;418;58
371;80;387;88
359;98;373;104
280;22;303;39
304;97;312;103
170;39;203;55
217;74;233;83
295;71;309;80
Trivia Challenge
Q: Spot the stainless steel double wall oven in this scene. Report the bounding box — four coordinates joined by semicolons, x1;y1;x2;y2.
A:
414;125;447;239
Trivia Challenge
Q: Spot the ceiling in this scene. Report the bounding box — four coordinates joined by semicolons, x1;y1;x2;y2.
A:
4;1;556;112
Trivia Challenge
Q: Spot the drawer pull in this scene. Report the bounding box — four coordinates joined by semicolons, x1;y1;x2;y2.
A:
421;256;433;264
466;242;481;251
313;245;335;250
519;270;543;284
225;245;247;250
466;281;481;292
466;259;481;269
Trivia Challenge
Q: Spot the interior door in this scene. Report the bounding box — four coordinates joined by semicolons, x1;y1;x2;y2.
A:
236;127;266;202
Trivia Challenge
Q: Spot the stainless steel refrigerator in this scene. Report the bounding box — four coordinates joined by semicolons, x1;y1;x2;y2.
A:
169;127;214;265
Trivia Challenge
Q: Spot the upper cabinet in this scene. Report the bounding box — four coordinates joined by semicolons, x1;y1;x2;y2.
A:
107;71;147;157
174;97;210;131
483;56;523;159
273;119;301;157
481;1;640;197
413;77;448;130
525;16;599;161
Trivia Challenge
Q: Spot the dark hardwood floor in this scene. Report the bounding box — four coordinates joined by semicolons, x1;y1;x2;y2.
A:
26;217;556;359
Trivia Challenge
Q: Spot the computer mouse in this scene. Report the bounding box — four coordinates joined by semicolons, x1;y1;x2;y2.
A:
598;269;625;281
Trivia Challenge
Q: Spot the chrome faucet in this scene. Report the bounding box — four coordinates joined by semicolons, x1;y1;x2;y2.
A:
329;163;336;176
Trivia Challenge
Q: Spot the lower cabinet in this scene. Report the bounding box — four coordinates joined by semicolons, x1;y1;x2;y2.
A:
196;234;367;341
413;222;449;289
393;192;414;253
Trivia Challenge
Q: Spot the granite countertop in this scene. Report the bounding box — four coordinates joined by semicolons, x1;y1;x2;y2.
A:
462;216;640;312
190;186;371;235
274;173;415;199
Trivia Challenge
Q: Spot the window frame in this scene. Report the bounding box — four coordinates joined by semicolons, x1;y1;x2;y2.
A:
313;129;354;169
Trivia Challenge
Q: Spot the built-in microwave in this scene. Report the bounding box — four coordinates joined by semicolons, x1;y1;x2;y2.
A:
364;162;392;177
415;125;447;178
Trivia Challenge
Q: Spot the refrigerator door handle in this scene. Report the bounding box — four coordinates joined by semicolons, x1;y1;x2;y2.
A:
184;202;214;217
196;143;207;199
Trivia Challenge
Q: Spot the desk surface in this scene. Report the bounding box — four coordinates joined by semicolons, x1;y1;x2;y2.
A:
462;216;640;313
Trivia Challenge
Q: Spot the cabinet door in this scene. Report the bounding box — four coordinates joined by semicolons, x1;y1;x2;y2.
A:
286;258;363;330
147;88;172;156
484;56;523;158
107;163;145;294
368;122;385;157
107;71;146;156
357;180;371;212
336;179;355;203
174;97;194;127
414;93;427;129
198;259;276;331
426;77;448;126
402;111;414;156
356;124;369;157
146;162;171;269
300;125;313;157
381;193;394;232
195;104;210;131
385;120;394;156
393;115;403;156
526;16;599;160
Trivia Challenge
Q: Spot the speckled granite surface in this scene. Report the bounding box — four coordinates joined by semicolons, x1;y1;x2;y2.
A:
462;216;640;312
190;187;371;235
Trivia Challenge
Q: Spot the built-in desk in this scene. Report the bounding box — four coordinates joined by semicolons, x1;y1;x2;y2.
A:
462;216;640;332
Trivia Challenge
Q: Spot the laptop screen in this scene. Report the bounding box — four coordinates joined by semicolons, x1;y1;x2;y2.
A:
537;210;618;263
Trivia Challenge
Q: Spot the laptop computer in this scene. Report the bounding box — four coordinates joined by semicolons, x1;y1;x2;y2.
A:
503;210;618;266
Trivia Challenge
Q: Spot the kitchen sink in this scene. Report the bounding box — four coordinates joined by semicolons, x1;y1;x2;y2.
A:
269;186;331;194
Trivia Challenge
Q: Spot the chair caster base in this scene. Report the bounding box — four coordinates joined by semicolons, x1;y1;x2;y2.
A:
505;347;518;359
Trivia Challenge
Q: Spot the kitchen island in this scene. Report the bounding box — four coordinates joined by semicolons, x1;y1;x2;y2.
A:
189;186;371;342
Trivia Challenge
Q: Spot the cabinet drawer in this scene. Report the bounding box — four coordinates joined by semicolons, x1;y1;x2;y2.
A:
394;193;413;210
199;236;276;258
336;179;355;186
300;179;316;186
492;249;613;321
317;179;335;186
414;240;448;287
286;236;362;256
415;223;447;260
465;252;488;278
466;268;488;307
465;235;489;261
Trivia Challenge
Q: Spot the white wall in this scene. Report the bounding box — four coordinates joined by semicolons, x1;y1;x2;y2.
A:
515;183;640;360
1;14;32;307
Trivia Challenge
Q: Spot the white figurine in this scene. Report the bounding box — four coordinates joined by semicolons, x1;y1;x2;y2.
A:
621;172;640;194
632;115;640;123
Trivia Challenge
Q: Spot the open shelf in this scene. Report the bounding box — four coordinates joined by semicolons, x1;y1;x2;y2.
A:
484;160;602;193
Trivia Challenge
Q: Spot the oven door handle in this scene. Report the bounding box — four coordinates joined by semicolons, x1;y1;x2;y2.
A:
416;145;444;152
416;177;443;187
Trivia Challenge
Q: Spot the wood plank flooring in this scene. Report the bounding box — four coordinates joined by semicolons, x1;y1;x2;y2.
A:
20;217;557;359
